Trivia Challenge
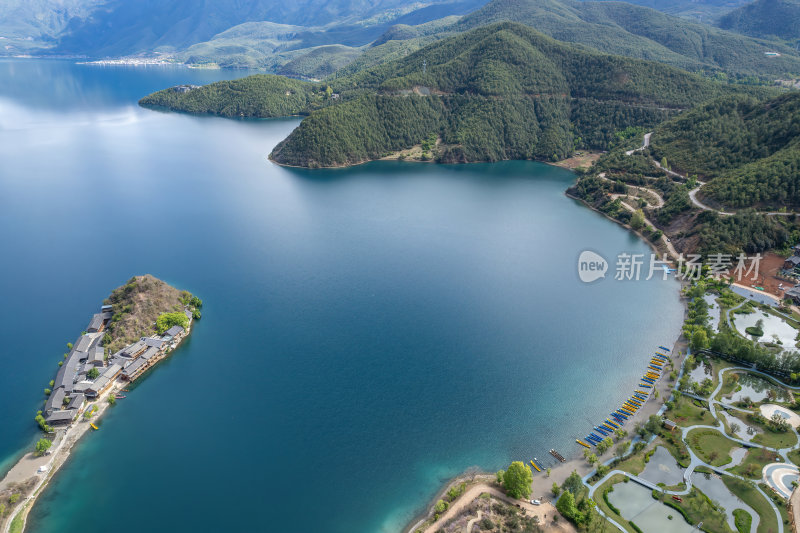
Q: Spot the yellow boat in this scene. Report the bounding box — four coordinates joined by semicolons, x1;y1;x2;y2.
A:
576;439;591;448
530;460;541;472
90;423;99;430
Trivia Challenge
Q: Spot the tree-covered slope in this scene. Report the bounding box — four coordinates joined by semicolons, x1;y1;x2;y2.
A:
139;75;321;117
268;23;746;167
449;0;800;76
718;0;800;41
650;92;800;209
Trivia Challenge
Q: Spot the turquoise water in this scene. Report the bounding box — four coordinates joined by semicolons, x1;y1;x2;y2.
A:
0;60;684;533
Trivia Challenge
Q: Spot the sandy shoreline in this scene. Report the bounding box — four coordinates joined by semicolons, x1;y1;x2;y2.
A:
403;186;689;532
403;328;688;533
0;327;192;533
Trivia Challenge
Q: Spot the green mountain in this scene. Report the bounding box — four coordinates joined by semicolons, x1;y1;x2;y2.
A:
718;0;800;42
588;0;750;22
263;22;750;167
650;92;800;209
0;0;103;52
449;0;800;76
139;75;321;117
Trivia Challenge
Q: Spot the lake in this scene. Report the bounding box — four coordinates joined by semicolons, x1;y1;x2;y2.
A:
0;59;684;533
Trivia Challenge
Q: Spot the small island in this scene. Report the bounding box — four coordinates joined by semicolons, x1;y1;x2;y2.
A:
0;275;201;533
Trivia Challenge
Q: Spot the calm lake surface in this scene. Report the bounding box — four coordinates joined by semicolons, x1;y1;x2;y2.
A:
0;59;684;533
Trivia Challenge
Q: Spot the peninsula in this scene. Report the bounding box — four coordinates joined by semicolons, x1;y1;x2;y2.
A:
0;275;201;533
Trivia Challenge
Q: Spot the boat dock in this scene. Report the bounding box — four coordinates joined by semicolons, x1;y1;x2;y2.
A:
578;345;671;448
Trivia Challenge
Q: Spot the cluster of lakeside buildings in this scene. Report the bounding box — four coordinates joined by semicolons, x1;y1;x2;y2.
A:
43;305;191;427
782;245;800;304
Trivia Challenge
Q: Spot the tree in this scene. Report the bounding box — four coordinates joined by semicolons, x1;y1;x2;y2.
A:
108;395;116;405
496;470;505;484
596;437;613;454
156;312;189;334
597;464;610;477
584;452;598;465
502;461;533;499
614;428;627;440
552;482;561;496
630;209;645;230
434;499;448;515
690;328;710;351
8;494;19;505
644;415;662;435
44;388;51;396
616;441;630;458
563;471;583;495
730;422;741;435
35;438;52;456
556;490;578;521
87;367;99;379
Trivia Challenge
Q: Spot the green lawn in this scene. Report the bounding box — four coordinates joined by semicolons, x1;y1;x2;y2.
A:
9;505;26;533
759;482;791;530
614;449;647;476
717;372;743;400
722;477;779;533
686;428;737;466
652;487;735;533
733;508;752;533
728;448;781;479
668;395;714;427
788;448;800;467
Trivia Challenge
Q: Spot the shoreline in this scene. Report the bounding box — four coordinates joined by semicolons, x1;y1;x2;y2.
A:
0;322;194;533
402;331;689;533
402;184;688;533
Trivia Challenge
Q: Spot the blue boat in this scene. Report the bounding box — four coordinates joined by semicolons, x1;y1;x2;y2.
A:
639;383;652;388
606;419;620;428
658;345;670;351
595;426;610;436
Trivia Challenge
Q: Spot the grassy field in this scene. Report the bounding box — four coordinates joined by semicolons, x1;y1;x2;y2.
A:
733;508;752;533
687;428;738;466
669;395;714;427
788;447;800;466
728;448;781;479
652;487;735;533
760;482;791;530
614;449;647;476
722;477;779;533
717;372;744;400
8;505;27;533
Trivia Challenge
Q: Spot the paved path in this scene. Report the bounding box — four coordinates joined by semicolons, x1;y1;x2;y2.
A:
584;362;800;533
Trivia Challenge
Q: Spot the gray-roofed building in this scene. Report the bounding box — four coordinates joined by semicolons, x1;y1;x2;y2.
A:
66;394;85;410
143;337;165;348
86;376;110;398
74;334;93;353
103;363;122;380
787;286;800;304
184;309;193;320
87;313;105;333
74;351;89;363
44;387;66;415
122;358;147;379
88;346;105;366
140;346;159;361
45;409;77;425
54;359;79;393
72;381;92;393
165;325;184;337
785;256;800;270
121;340;147;359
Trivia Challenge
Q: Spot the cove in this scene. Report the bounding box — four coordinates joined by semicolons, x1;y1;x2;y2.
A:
0;59;684;533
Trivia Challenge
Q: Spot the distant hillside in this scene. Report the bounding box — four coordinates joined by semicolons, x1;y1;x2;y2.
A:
47;0;484;58
266;23;750;167
587;0;750;22
718;0;800;41
139;75;321;117
650;92;800;209
450;0;800;76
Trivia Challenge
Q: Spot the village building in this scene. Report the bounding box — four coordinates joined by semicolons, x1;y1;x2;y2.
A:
45;409;77;426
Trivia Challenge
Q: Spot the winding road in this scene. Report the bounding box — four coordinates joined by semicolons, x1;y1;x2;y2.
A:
584;364;800;533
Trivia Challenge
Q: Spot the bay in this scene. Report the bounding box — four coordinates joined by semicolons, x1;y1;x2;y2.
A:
0;59;683;533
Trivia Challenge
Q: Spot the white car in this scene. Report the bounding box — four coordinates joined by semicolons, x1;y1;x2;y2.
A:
531;499;541;505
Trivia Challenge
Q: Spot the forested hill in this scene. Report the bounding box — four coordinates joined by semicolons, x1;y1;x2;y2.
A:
650;92;800;210
718;0;800;42
451;0;800;76
267;23;752;168
139;75;320;117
